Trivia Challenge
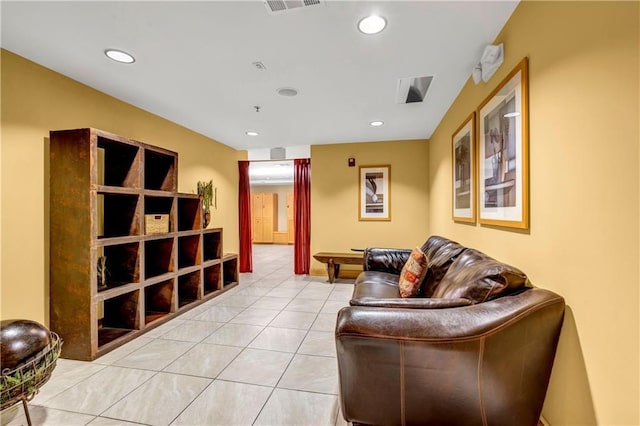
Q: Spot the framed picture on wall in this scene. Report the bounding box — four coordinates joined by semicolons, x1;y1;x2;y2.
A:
452;112;476;223
359;165;390;221
477;57;529;229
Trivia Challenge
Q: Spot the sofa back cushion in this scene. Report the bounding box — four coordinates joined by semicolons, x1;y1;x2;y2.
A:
432;248;531;303
419;236;466;297
362;248;412;275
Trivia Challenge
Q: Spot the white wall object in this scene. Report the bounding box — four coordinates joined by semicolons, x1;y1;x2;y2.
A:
480;43;504;82
471;43;504;84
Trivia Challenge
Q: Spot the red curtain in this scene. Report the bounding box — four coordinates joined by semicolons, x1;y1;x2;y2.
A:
294;158;311;274
238;161;252;272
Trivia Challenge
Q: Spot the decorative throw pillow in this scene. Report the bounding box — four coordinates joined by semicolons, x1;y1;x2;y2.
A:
398;247;429;298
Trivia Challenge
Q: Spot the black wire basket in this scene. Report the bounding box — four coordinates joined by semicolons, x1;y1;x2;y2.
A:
0;332;62;425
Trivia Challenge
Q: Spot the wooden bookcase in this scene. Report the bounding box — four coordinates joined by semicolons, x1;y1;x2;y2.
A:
49;128;239;361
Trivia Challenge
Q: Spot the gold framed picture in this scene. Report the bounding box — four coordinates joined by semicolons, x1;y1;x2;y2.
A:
477;57;529;229
452;112;476;223
359;165;390;221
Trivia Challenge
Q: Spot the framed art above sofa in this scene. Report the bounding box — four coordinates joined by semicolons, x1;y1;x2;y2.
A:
477;57;529;229
452;112;476;223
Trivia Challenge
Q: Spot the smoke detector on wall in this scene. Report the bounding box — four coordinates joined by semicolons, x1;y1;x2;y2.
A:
263;0;323;15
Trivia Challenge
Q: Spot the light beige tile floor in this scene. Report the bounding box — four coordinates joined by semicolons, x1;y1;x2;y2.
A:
1;244;354;426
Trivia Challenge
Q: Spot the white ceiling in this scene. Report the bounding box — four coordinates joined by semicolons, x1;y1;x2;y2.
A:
1;1;518;151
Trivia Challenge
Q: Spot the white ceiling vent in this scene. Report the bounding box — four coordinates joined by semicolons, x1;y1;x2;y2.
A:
264;0;323;15
396;76;434;104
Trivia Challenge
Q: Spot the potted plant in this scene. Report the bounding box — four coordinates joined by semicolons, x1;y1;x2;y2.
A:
97;256;109;290
197;180;213;228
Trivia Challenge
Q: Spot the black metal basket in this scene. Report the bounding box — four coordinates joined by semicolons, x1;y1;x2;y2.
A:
0;332;62;424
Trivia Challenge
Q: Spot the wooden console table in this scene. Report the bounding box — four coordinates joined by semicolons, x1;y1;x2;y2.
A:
313;252;363;283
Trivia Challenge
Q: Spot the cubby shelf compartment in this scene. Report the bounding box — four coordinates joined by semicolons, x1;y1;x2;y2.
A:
178;196;202;231
144;279;175;325
203;263;221;295
144;195;175;234
97;135;141;188
98;289;140;348
203;229;222;261
178;271;201;308
98;193;141;238
144;149;176;191
222;255;239;288
144;237;175;279
178;235;202;269
96;243;141;294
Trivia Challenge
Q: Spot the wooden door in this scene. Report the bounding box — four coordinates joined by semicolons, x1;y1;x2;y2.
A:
261;193;275;243
251;193;277;243
251;193;261;242
287;192;294;244
253;217;263;242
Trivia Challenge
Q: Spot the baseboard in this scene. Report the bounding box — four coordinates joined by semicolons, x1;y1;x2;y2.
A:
540;415;550;426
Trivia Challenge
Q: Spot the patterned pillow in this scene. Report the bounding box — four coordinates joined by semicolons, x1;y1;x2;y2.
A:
398;247;429;298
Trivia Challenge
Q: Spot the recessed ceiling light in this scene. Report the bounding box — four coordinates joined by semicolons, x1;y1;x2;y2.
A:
369;121;384;127
277;87;299;97
246;131;259;136
358;15;387;35
104;49;135;64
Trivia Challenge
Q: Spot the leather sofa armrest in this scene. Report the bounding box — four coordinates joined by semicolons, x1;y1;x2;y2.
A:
335;288;566;426
337;288;565;341
363;247;412;274
350;297;472;309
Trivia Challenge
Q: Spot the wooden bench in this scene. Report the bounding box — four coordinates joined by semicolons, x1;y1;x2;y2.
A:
313;252;363;283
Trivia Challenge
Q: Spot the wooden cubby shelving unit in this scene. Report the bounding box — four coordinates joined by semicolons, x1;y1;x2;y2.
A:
49;128;239;361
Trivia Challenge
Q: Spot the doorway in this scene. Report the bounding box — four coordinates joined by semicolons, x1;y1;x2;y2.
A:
249;161;294;273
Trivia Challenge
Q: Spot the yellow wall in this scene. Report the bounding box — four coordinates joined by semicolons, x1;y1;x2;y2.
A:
0;50;243;324
428;2;639;425
310;140;429;275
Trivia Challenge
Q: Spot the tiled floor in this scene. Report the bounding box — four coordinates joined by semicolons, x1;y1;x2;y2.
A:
1;245;353;426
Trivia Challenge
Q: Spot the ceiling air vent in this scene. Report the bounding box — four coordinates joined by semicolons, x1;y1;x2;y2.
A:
270;147;286;160
264;0;322;15
396;76;434;104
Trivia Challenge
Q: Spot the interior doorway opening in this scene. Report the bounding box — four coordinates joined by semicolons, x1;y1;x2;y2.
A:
249;160;295;273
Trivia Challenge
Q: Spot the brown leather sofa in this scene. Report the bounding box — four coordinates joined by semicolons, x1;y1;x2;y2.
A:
335;236;565;426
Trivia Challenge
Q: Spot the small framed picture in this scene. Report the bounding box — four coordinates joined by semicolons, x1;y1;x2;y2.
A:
452;112;476;223
477;57;529;229
359;165;390;221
